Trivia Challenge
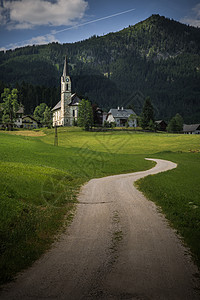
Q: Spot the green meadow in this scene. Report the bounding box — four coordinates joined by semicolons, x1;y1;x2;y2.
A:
0;127;200;283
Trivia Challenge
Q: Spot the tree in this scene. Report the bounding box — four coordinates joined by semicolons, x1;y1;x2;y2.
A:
148;119;156;131
174;113;183;132
103;120;111;128
92;104;102;126
128;114;137;127
77;99;93;131
1;88;19;130
140;97;154;129
167;113;183;133
34;103;47;124
43;106;52;128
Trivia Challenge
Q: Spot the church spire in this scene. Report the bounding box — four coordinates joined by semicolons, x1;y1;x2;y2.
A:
63;55;69;78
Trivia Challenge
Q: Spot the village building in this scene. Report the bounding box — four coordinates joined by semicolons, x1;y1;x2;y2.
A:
22;115;40;129
183;124;200;134
13;107;40;129
107;107;137;127
52;57;81;127
155;120;167;131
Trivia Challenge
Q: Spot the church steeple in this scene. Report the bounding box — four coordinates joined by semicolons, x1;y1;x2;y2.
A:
61;55;71;93
61;55;72;126
63;55;69;78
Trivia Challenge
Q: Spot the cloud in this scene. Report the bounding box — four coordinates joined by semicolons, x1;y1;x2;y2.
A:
0;47;6;52
28;33;59;45
192;3;200;17
1;7;136;50
1;33;59;50
180;3;200;27
1;0;88;29
0;5;7;25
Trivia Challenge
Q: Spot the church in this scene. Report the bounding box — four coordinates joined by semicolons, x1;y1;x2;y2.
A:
52;57;81;127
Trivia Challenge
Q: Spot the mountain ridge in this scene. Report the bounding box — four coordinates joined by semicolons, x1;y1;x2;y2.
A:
0;14;200;122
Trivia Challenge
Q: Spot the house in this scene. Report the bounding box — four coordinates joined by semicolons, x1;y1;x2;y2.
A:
52;56;81;127
183;124;200;134
155;120;167;131
92;105;104;126
22;115;39;129
0;104;24;128
15;105;24;128
107;107;137;127
15;107;40;129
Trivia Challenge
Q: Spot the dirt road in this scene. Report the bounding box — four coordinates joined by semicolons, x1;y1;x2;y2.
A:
1;159;199;299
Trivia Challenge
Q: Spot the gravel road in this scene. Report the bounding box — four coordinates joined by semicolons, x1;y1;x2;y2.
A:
1;158;199;300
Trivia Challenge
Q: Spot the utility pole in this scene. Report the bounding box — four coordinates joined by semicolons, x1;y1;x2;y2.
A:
54;125;58;146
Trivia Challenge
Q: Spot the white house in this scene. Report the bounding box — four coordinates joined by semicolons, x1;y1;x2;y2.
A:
183;124;200;134
107;107;137;127
52;56;80;127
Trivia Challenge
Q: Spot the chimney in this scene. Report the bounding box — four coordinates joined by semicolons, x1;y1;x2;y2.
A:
118;106;120;110
121;107;124;110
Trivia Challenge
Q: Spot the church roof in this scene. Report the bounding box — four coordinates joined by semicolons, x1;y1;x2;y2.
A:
69;93;81;106
52;100;61;111
51;94;81;111
63;56;69;78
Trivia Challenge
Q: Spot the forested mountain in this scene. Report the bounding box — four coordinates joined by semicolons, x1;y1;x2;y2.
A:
0;14;200;122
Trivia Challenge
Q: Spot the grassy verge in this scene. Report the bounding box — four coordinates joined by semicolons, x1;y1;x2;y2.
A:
0;161;80;283
136;151;200;268
0;127;200;282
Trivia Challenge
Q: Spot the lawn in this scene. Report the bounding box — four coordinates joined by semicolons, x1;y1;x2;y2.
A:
137;151;200;268
0;127;200;283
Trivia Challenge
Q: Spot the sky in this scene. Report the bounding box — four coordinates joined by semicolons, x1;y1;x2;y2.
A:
0;0;200;51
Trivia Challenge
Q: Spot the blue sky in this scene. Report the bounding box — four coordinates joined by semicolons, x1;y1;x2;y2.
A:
0;0;200;51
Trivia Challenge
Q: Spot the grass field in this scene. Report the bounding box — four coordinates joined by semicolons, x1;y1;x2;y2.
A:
0;127;200;283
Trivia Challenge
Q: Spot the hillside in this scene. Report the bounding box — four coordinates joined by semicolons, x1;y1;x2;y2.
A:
0;14;200;122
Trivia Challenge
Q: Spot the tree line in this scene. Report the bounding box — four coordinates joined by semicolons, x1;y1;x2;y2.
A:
0;88;184;133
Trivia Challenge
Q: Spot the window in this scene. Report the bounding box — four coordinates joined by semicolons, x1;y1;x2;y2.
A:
73;110;75;117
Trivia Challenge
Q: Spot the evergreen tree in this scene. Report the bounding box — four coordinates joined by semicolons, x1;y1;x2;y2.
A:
1;88;19;130
140;97;154;129
174;113;183;132
77;99;93;131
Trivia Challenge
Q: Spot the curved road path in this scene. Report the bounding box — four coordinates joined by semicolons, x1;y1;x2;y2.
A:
1;159;200;299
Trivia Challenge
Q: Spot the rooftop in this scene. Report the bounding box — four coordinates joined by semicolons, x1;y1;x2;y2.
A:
183;124;200;132
108;108;136;118
51;94;81;111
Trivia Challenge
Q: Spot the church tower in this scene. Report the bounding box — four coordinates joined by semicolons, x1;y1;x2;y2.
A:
61;56;72;126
